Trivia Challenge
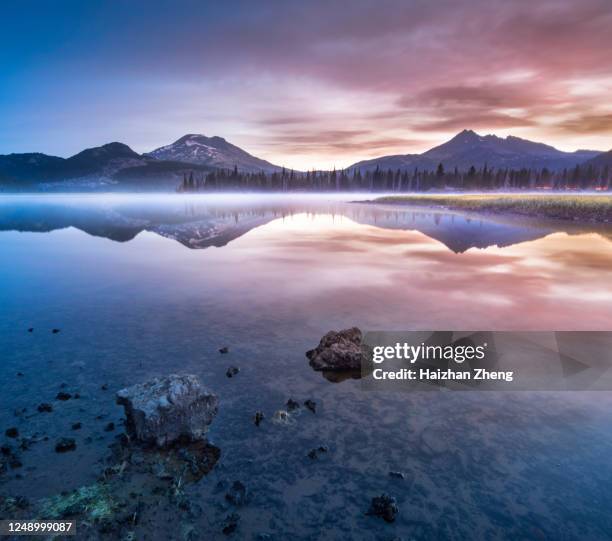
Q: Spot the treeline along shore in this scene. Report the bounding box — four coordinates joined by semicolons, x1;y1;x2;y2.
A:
177;163;612;193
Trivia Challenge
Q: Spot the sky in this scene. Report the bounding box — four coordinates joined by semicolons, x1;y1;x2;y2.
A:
1;0;612;170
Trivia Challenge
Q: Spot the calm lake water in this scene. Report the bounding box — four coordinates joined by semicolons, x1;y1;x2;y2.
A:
1;194;612;540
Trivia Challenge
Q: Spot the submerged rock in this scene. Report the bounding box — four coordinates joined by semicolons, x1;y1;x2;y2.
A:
253;411;265;426
225;480;248;506
307;446;328;460
366;494;398;523
306;327;369;371
226;366;240;378
55;438;77;453
222;512;240;535
116;374;218;448
304;399;317;413
285;398;300;411
271;410;294;426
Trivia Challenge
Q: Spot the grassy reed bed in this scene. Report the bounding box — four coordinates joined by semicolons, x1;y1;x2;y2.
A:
372;194;612;222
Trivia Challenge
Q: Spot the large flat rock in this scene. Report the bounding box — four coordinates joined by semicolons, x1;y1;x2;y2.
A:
116;374;218;447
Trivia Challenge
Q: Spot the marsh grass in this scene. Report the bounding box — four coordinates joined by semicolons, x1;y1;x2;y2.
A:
372;194;612;222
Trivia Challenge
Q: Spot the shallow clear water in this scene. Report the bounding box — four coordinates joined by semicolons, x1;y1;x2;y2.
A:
1;194;612;540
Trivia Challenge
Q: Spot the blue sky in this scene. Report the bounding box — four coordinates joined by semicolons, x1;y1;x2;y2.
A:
2;0;612;169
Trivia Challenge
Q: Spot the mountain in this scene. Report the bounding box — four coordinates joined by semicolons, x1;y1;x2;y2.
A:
0;142;147;184
147;134;282;173
0;142;217;190
586;149;612;169
0;135;281;190
351;130;602;172
0;153;65;184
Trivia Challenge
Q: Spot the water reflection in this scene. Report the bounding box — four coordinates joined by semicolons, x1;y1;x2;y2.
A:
1;194;610;253
2;195;612;539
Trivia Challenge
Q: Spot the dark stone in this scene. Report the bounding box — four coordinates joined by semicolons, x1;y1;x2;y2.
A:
307;446;329;459
51;328;61;334
222;513;240;535
225;480;247;506
19;438;31;451
56;392;72;401
226;366;240;378
104;422;115;432
37;403;53;413
116;374;218;448
5;427;19;438
55;438;77;453
285;399;300;411
306;327;369;371
219;346;229;354
253;411;265;426
304;399;317;413
389;471;405;479
71;422;82;430
366;494;398;523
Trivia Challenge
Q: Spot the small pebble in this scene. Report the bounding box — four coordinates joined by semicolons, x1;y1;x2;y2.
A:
304;399;317;413
226;366;240;378
307;446;328;459
286;399;300;411
55;438;76;453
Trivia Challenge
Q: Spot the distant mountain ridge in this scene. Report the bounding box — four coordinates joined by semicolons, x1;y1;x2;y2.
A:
0;130;607;191
0;134;282;190
350;130;601;172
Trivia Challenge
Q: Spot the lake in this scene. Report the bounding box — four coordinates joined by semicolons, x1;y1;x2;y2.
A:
1;194;612;540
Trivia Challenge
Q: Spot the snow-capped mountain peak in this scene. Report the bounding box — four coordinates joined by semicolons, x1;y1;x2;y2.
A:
146;134;281;173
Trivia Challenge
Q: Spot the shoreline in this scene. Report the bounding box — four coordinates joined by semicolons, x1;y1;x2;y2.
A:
363;194;612;224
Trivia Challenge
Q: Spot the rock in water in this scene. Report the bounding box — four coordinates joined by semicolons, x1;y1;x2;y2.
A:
366;494;398;523
306;327;368;371
55;438;76;453
116;374;218;448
